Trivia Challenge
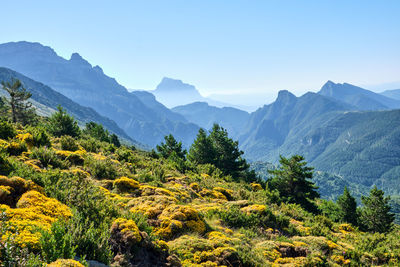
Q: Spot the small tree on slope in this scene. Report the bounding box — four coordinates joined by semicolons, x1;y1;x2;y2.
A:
359;186;394;233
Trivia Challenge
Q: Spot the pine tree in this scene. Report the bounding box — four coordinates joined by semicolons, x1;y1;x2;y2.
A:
47;106;80;137
187;128;215;164
156;134;186;159
110;134;121;147
84;122;110;142
208;124;248;176
268;155;319;212
359;186;394;233
1;79;36;124
337;186;358;225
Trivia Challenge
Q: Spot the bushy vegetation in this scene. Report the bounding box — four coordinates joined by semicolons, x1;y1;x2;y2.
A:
0;105;399;266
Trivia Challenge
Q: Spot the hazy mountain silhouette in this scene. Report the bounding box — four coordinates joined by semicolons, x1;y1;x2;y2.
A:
172;102;249;137
0;41;199;147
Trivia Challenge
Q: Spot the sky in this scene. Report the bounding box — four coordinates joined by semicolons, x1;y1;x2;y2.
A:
1;0;400;104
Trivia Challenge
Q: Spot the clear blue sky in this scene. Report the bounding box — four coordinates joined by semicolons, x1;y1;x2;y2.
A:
1;0;400;98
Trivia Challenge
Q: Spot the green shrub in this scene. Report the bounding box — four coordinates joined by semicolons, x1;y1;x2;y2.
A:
47;106;80;137
115;146;136;163
0;153;13;175
60;135;79;151
40;220;76;263
30;147;70;169
27;126;51;147
85;157;118;180
79;137;100;153
308;215;333;236
0;120;16;140
7;141;27;156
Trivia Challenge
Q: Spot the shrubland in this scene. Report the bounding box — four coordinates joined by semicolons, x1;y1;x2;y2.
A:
0;85;399;266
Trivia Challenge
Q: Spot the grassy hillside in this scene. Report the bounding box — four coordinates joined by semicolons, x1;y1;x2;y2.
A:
1;118;400;266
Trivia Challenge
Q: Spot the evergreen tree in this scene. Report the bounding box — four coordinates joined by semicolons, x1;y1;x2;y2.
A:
47;106;80;137
187;128;215;164
156;134;186;159
337;186;357;225
110;134;121;147
268;155;319;212
208;124;249;176
84;122;110;142
1;79;36;124
359;186;394;233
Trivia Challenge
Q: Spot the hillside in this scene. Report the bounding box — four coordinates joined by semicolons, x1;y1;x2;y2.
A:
381;89;400;100
0;67;132;142
318;81;400;110
0;41;199;147
1;117;400;266
172;102;249;137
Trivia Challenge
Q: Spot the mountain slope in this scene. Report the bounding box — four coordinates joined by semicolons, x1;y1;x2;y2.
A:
0;41;198;147
0;67;132;141
239;90;355;160
241;87;400;195
318;81;400;110
381;89;400;100
172;102;249;137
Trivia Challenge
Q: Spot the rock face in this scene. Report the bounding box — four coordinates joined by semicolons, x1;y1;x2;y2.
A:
152;77;205;108
0;41;199;147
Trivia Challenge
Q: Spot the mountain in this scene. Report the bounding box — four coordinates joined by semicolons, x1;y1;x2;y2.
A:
239;90;355;160
381;89;400;100
318;80;400;110
152;77;204;108
0;41;199;147
172;102;249;137
0;67;132;141
152;77;253;110
240;87;400;195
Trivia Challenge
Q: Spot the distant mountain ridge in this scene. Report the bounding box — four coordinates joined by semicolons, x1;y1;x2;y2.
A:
0;67;132;141
318;81;400;110
0;41;199;147
172;102;249;137
151;77;254;111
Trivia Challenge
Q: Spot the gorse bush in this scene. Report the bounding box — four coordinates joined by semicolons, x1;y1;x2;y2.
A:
60;135;79;151
0;120;16;140
28;126;51;147
85;157;118;180
30;147;70;169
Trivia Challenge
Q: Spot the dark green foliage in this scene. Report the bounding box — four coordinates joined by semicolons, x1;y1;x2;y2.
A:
30;147;70;169
209;124;248;176
39;220;76;263
79;137;100;153
84;122;110;142
85;157;118;180
210;205;290;233
0;120;16;140
188;128;216;164
359;186;394;233
0;153;12;175
337;187;358;225
27;126;51;147
319;199;342;222
47;106;80;137
1;79;37;124
188;124;250;178
60;135;79;151
110;133;121;147
268;155;319;213
156;134;186;160
308;215;333;236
